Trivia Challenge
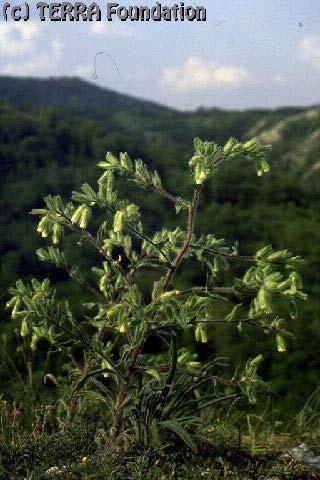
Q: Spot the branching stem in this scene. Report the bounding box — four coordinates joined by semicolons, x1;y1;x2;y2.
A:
112;187;201;438
161;188;201;292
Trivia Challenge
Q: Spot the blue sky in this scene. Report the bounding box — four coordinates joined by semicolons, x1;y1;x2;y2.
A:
0;0;320;109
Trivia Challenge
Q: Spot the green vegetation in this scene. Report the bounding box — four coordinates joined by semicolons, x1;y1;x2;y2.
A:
1;78;320;408
0;77;320;478
7;134;306;447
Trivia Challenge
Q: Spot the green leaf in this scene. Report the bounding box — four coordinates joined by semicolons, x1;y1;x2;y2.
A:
146;369;161;382
159;420;197;453
81;183;96;200
150;420;161;447
288;300;297;319
72;367;114;396
226;304;242;322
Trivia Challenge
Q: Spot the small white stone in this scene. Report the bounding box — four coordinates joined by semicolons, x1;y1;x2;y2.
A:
288;443;320;470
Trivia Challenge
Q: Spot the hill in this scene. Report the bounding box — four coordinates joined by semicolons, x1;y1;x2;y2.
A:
1;76;319;176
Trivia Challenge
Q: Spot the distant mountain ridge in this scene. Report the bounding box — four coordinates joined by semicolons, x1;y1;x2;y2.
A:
0;76;169;114
0;75;313;115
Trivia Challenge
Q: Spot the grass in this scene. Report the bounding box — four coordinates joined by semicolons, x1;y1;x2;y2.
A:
1;418;320;480
1;389;320;479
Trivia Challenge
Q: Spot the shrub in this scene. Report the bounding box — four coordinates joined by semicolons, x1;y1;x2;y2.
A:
6;137;306;451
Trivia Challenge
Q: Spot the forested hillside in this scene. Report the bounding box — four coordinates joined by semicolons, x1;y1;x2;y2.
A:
1;76;320;410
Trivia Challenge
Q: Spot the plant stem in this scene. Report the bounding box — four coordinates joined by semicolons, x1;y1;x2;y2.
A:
201;247;255;262
130;170;183;206
191;317;275;333
48;314;116;372
161;188;201;292
112;342;142;437
179;286;236;296
60;264;108;305
112;188;201;438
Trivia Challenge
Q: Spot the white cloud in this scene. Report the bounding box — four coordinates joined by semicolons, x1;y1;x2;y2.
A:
0;21;40;56
1;34;63;77
2;54;56;76
90;22;141;39
160;57;249;92
0;20;65;77
300;35;320;69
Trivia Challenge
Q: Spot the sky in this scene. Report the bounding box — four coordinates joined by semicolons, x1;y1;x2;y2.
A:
0;0;320;110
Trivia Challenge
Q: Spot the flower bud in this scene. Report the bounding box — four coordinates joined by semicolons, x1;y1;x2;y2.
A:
160;291;179;301
189;155;202;167
118;321;128;333
6;297;17;309
37;216;47;233
258;288;272;314
11;299;21;317
195;323;208;343
99;275;108;292
71;205;85;225
194;160;207;185
113;210;126;233
79;206;91;229
21;319;29;337
256;158;270;177
188;361;201;369
52;223;63;245
276;333;286;353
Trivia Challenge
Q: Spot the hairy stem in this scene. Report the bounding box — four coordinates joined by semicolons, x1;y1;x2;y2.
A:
111;188;201;438
161;188;201;292
130;170;183;206
201;247;255;262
